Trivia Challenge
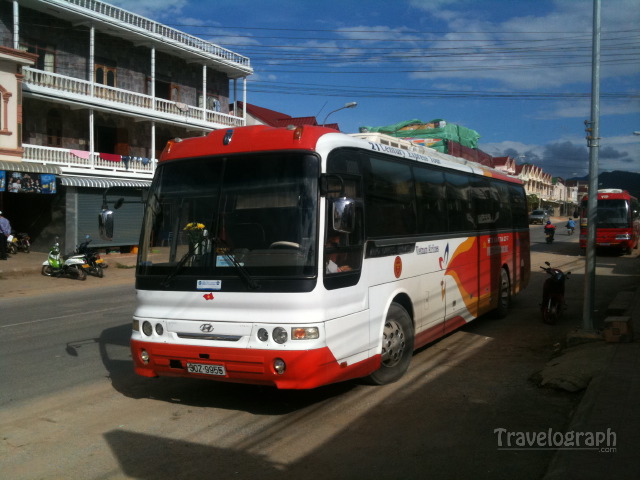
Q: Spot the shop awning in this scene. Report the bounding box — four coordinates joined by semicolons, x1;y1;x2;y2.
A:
59;176;152;189
0;160;62;174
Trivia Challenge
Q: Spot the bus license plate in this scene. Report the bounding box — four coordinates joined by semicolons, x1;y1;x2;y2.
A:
187;363;226;376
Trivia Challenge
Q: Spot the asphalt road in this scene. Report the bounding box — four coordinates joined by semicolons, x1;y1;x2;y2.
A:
1;229;638;479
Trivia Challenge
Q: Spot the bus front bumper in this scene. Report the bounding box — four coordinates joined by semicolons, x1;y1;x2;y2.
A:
130;339;379;389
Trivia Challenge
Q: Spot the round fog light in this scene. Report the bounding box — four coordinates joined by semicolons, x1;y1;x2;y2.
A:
140;349;150;364
273;358;286;375
142;321;153;336
155;323;164;336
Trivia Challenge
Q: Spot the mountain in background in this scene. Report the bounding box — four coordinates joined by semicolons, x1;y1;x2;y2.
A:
568;171;640;199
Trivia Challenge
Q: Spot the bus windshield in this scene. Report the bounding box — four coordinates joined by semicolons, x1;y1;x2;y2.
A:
595;199;629;228
137;152;319;284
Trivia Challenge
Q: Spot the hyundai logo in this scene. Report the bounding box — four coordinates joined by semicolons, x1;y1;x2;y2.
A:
200;324;214;333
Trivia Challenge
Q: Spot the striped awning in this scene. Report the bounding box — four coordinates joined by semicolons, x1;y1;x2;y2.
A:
0;160;62;174
59;176;152;189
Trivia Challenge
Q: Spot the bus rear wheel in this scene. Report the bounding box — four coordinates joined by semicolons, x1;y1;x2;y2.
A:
367;303;414;385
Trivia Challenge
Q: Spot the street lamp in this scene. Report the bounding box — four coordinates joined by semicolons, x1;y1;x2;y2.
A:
322;102;357;126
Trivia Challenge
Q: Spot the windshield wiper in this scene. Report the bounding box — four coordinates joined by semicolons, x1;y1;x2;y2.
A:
160;236;260;291
161;240;203;288
216;237;261;291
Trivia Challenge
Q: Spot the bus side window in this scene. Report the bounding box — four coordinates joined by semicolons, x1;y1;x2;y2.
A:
365;156;416;237
414;167;447;234
445;171;474;232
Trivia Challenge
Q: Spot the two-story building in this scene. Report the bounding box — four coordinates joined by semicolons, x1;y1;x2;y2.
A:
0;0;252;251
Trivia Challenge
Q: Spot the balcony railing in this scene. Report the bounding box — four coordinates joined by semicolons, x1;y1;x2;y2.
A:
23;67;245;128
22;144;156;177
51;0;251;71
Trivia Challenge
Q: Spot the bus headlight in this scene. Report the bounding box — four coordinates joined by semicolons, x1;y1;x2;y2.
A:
257;328;269;342
272;327;288;344
292;327;319;340
615;234;631;240
142;321;153;336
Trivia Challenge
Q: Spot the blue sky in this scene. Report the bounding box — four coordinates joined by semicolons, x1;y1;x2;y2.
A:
109;0;640;178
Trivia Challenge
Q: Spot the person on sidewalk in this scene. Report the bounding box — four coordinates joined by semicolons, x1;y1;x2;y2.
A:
0;210;11;260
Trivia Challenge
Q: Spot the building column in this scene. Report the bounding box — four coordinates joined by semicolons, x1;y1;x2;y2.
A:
202;65;207;121
12;1;19;49
150;47;155;106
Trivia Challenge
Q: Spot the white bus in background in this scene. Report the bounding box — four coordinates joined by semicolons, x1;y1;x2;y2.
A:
111;125;530;389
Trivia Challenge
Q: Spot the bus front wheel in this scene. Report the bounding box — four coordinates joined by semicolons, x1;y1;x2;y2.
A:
367;303;414;385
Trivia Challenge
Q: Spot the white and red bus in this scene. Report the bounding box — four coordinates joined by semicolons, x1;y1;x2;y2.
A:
579;189;640;254
121;125;530;389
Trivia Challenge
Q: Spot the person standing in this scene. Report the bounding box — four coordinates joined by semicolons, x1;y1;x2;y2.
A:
0;211;11;260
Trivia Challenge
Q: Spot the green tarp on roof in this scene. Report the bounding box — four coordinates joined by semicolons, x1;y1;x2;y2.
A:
360;119;480;149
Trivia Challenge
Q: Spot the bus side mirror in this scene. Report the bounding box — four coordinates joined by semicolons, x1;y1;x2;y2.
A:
332;198;355;233
99;209;114;241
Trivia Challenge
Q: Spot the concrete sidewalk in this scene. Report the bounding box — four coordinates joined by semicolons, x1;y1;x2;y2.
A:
542;288;640;479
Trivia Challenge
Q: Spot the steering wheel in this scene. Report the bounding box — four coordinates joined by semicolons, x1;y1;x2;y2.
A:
269;241;301;249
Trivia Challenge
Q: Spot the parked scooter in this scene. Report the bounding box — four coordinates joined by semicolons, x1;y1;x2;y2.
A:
540;261;570;324
75;235;105;277
6;234;17;255
41;238;87;280
6;232;31;254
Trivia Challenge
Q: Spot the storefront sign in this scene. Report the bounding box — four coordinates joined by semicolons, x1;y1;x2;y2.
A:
0;171;56;194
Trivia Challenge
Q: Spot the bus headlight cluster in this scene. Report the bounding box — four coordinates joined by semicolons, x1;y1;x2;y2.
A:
256;326;319;344
139;320;165;337
615;234;631;240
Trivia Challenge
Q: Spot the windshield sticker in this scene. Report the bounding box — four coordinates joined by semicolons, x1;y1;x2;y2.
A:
216;256;235;267
197;280;222;291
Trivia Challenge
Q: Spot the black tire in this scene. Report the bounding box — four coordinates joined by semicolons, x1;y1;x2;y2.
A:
493;268;511;319
542;298;558;324
367;303;414;385
7;243;17;255
41;265;54;276
71;265;87;281
94;265;104;278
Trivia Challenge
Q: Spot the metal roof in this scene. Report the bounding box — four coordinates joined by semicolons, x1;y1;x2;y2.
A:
0;161;61;174
59;176;151;189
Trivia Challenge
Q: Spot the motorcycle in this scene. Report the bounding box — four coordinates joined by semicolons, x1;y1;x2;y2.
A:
15;232;31;252
566;226;574;235
75;235;106;277
41;238;87;280
540;261;570;324
6;232;31;254
544;227;555;244
6;234;17;255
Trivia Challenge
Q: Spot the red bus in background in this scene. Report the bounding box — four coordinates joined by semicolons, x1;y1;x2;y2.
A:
580;189;640;254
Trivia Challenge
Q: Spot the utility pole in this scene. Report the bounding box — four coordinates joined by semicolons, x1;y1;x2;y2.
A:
582;0;601;332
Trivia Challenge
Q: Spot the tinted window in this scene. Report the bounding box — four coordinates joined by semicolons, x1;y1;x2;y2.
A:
366;156;416;237
414;167;447;234
445;171;474;232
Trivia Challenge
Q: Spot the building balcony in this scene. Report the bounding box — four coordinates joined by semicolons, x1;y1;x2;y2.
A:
21;144;155;179
18;0;252;78
23;67;245;130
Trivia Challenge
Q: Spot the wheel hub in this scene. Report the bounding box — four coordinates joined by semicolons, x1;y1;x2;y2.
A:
381;319;406;367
